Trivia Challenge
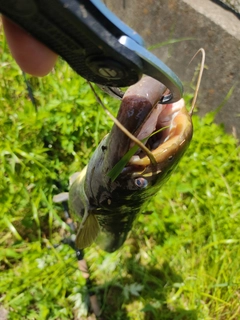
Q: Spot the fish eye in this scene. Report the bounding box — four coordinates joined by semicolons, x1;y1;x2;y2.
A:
168;155;174;161
134;177;148;188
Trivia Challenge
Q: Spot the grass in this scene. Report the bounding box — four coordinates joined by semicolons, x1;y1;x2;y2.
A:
0;29;240;320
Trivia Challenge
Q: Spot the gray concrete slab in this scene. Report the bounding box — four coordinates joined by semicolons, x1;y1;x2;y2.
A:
105;0;240;137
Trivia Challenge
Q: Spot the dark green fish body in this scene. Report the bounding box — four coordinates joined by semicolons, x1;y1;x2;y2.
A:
69;76;193;252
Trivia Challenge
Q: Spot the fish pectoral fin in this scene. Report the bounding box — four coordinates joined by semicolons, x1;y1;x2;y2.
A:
53;192;69;203
69;167;87;186
69;172;81;186
76;214;100;249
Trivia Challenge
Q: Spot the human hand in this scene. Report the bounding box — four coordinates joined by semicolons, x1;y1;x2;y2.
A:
2;16;57;76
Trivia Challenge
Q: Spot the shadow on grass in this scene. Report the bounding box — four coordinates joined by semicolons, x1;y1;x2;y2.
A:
97;258;198;320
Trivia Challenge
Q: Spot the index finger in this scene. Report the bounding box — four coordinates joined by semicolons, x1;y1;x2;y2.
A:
2;16;57;76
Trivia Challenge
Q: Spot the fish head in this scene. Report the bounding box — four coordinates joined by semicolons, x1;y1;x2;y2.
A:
120;98;193;192
85;76;193;203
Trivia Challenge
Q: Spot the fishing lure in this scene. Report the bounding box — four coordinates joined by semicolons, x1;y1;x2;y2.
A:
54;50;205;253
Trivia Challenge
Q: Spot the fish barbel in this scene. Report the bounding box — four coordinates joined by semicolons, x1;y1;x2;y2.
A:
56;76;193;253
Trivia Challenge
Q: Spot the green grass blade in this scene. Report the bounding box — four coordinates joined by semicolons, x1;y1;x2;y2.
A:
108;126;169;181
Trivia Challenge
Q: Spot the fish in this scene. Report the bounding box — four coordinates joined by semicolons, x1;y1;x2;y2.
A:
58;74;195;253
53;75;194;253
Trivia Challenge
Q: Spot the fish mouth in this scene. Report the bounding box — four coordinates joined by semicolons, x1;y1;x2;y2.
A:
128;98;192;167
107;76;192;181
117;98;192;180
